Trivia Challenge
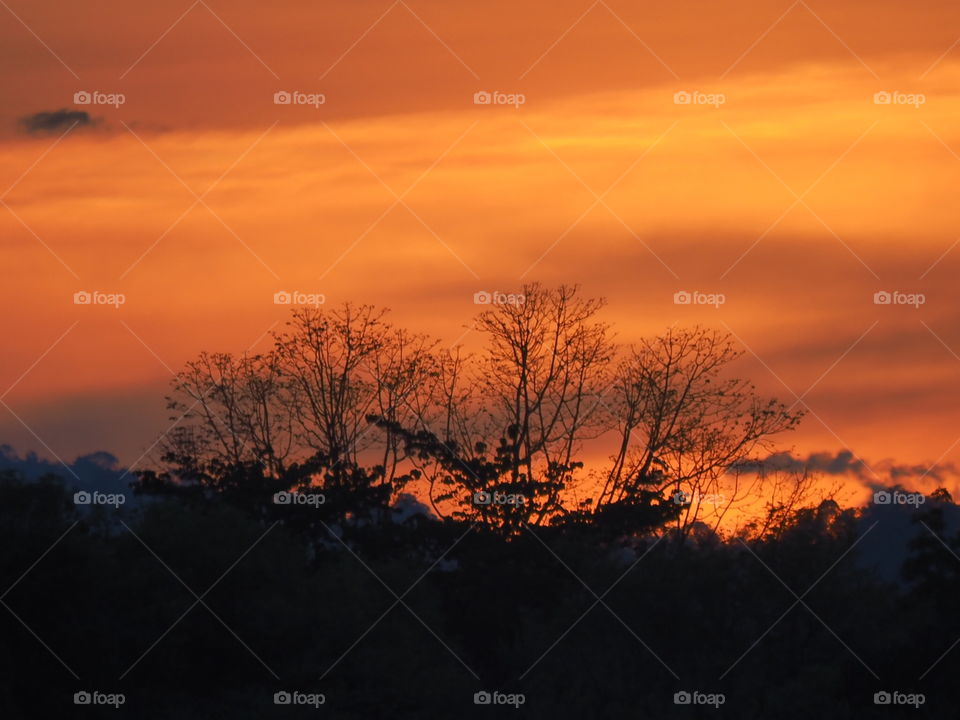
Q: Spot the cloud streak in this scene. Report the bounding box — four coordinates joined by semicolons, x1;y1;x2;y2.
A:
737;449;960;488
18;109;94;135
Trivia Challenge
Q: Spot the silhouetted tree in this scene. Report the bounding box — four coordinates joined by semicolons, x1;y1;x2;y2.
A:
161;288;800;540
598;327;802;540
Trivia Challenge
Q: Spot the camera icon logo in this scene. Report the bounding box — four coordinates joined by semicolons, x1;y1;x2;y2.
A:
672;490;691;506
473;491;491;506
474;691;492;705
873;490;891;505
673;290;692;305
73;91;92;105
473;91;492;105
273;492;292;505
274;91;292;105
473;291;492;305
873;691;891;705
873;91;892;105
74;691;92;704
674;691;692;704
73;491;92;505
274;291;292;305
873;291;891;305
274;691;292;704
673;91;691;105
74;291;92;305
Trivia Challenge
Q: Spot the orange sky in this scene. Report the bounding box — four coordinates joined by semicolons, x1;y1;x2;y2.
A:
3;0;960;498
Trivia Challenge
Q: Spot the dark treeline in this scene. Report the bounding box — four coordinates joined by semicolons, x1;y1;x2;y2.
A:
1;285;957;718
154;283;804;538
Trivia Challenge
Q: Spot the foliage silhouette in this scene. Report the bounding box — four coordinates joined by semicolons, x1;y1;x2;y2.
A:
2;287;954;718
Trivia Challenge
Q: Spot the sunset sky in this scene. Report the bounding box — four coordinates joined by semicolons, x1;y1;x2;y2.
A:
3;0;960;501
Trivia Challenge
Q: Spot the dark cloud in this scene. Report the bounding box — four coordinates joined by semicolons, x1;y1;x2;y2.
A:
18;108;94;135
736;450;865;476
856;497;960;584
733;449;960;585
735;449;960;486
0;444;132;500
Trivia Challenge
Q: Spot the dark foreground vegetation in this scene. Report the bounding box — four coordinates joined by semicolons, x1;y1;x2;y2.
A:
2;286;957;718
2;470;958;719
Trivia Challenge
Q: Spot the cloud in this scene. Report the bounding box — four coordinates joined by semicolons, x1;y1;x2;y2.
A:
736;449;960;487
856;497;960;584
18;108;94;135
736;450;866;476
0;444;132;499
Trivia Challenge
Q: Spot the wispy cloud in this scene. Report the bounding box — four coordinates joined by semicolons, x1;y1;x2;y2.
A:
17;109;94;135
